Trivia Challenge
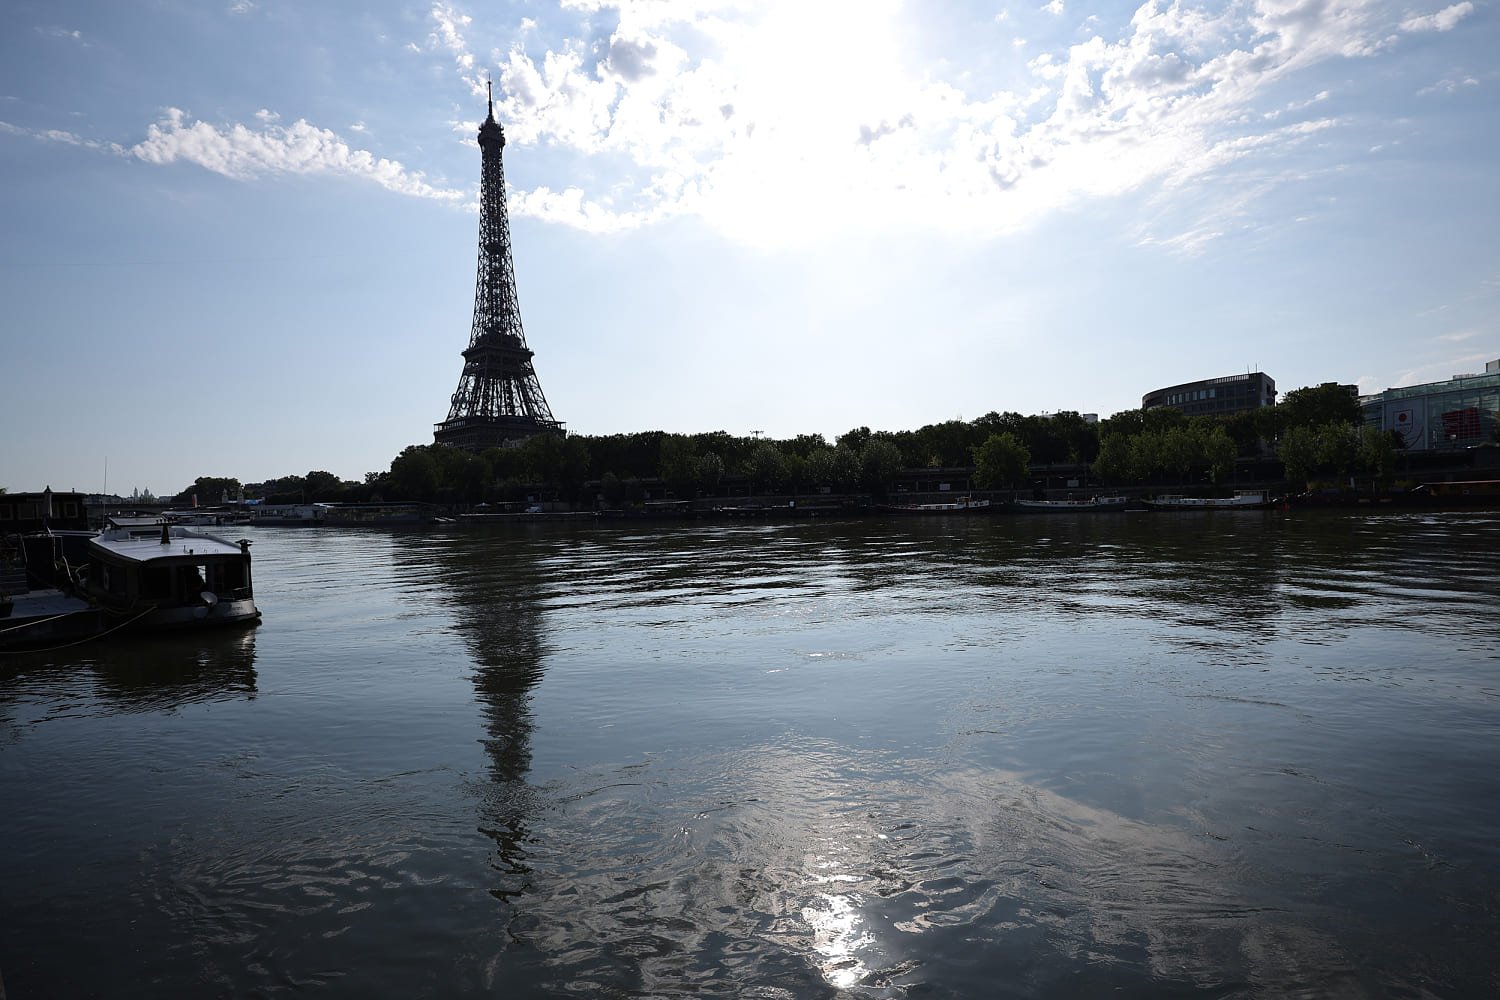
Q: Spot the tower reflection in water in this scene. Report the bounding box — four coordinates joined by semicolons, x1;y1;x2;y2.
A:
425;530;549;908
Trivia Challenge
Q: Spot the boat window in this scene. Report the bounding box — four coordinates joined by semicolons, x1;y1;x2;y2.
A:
141;567;172;597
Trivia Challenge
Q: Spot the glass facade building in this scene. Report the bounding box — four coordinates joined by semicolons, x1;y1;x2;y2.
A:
1361;359;1500;452
1143;372;1277;417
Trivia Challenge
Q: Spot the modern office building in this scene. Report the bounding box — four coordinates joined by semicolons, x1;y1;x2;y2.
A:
1360;359;1500;451
1143;372;1277;417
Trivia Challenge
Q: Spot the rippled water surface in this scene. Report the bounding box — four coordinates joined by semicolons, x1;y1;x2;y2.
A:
4;511;1500;997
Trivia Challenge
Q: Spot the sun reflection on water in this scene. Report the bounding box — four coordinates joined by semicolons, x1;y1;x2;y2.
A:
804;889;870;989
802;842;877;989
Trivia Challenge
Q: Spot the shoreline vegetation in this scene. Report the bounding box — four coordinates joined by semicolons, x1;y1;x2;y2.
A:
28;386;1497;513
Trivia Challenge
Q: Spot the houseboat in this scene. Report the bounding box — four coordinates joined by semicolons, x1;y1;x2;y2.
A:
879;497;994;515
250;503;326;526
1414;479;1500;506
76;518;261;630
1144;490;1272;510
1013;495;1132;513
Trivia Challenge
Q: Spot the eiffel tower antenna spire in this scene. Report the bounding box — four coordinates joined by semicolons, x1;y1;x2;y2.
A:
434;85;562;451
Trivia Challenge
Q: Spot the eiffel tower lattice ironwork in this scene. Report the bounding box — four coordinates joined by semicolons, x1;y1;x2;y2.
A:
434;85;562;451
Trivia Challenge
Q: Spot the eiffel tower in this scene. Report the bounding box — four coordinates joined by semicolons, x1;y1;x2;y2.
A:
434;84;562;451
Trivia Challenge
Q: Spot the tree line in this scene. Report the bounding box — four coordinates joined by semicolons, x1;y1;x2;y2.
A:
169;383;1422;506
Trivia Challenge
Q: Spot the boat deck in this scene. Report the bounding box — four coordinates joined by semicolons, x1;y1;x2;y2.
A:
95;527;246;562
0;589;104;650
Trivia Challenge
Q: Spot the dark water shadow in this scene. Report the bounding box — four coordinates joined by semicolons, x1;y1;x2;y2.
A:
0;627;258;735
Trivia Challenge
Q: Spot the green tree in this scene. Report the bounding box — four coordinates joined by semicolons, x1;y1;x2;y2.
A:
303;470;343;500
1092;433;1136;483
554;437;591;500
859;437;905;495
600;471;624;505
746;443;787;491
262;474;308;503
696;452;725;492
1098;409;1146;439
805;447;837;488
836;426;872;453
1202;425;1237;484
432;447;488;502
1161;426;1197;482
659;434;699;497
1278;383;1361;431
907;419;975;468
389;446;439;499
781;433;830;459
831;446;862;491
972;433;1030;489
1040;411;1099;464
1129;433;1164;483
176;475;242;504
1358;426;1400;487
1278;421;1361;486
1223;409;1274;457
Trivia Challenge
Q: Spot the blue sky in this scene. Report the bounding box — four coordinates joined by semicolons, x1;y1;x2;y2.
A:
2;0;1495;496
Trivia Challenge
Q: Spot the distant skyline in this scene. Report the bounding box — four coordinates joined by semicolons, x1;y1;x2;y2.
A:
3;0;1496;495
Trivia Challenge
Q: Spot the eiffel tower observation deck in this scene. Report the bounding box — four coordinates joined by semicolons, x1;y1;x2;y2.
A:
434;84;562;452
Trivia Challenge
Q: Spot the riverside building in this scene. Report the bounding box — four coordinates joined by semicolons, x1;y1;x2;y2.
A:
1360;358;1500;451
1142;372;1277;418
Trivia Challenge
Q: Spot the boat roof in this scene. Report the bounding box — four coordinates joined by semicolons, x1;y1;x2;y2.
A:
106;514;165;528
91;525;246;563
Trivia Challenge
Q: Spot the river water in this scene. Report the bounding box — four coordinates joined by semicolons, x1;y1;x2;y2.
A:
3;510;1498;998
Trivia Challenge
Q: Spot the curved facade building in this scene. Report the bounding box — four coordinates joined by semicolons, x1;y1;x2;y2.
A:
1143;372;1277;417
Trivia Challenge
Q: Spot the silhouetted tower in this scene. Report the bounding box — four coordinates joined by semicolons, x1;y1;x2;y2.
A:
435;84;562;451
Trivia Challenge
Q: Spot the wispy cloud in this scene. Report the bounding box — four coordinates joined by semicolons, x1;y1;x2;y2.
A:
1417;74;1480;96
426;1;484;97
19;0;1473;246
402;0;1468;247
2;109;465;202
36;25;86;45
128;109;465;200
0;118;125;154
1400;2;1474;33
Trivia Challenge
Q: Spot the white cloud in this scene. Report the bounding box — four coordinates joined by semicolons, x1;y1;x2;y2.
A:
426;1;484;96
1401;2;1474;32
509;185;665;231
1418;74;1480;95
0;119;125;154
398;0;1473;249
37;25;83;42
128;109;465;201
